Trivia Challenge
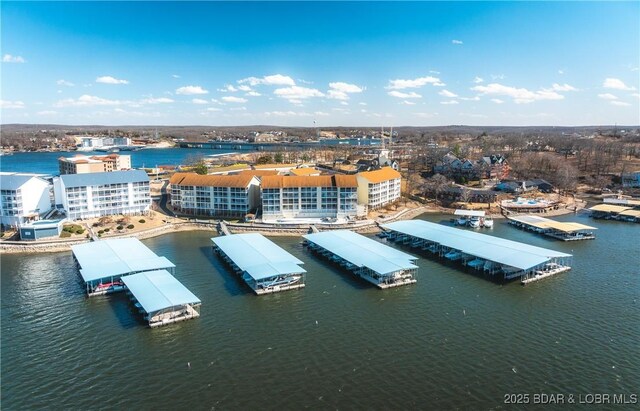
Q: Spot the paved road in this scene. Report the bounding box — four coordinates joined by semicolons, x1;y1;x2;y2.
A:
156;180;176;217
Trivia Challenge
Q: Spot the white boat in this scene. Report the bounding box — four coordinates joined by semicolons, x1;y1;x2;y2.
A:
456;217;468;226
468;217;481;228
482;217;494;228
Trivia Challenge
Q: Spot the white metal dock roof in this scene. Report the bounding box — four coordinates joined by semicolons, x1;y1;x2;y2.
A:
121;270;200;314
454;209;486;217
72;238;175;282
382;220;571;271
303;230;418;275
211;233;305;280
509;215;596;232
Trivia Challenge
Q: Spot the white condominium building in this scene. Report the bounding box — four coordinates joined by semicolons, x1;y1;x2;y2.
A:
356;167;402;210
0;172;53;227
260;175;359;221
169;173;261;217
53;170;150;220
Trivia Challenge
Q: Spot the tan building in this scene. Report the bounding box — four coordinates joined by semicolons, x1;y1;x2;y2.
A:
58;154;132;175
356;167;402;210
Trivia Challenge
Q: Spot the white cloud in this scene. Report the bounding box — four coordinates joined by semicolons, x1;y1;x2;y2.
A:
547;83;578;92
558;70;564;75
264;111;313;117
192;98;208;104
387;76;444;89
452;39;463;45
222;96;248;103
440;100;459;105
57;79;75;87
631;93;640;99
1;100;26;109
54;94;122;107
471;83;564;104
246;91;261;97
206;107;222;112
218;84;238;92
172;74;181;78
176;85;209;95
459;96;480;101
388;90;422;99
610;101;630;107
230;106;247;111
359;102;367;106
327;82;364;101
438;89;458;98
401;101;416;105
2;54;25;63
96;76;129;85
315;111;329;116
491;98;504;104
37;110;57;115
603;78;636;91
327;90;349;100
237;85;252;92
491;74;505;80
141;97;174;104
239;74;296;86
598;93;618;100
274;85;324;101
288;99;303;105
473;76;484;84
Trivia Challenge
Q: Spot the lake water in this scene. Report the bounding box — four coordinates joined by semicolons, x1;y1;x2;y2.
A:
1;214;638;409
0;148;232;175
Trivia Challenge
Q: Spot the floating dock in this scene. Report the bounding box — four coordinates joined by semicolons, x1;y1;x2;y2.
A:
381;220;572;285
122;270;201;328
303;230;418;289
508;215;597;241
211;233;306;295
71;238;175;296
588;204;640;223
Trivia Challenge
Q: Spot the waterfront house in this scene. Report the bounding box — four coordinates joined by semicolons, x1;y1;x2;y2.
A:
356;167;402;210
0;172;53;228
58;154;131;175
622;171;640;188
53;170;151;220
169;173;260;217
495;179;554;194
477;155;510;180
260;175;359;221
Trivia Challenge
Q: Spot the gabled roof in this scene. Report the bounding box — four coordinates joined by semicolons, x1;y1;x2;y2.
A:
170;172;256;188
60;170;148;188
261;174;358;189
0;172;50;190
357;167;401;183
289;167;319;176
237;169;279;177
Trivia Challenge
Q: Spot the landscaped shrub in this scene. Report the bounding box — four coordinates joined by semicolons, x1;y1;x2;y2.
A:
92;223;99;227
104;228;110;232
98;230;104;234
116;225;123;230
127;224;135;229
139;219;146;224
76;229;85;234
60;231;71;238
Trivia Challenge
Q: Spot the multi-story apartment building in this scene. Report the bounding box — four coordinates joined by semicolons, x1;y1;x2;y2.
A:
53;170;150;220
169;173;261;217
356;167;402;210
260;175;359;221
0;172;53;227
58;154;132;175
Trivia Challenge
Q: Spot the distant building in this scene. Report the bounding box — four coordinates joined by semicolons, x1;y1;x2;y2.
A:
622;171;640;188
78;136;132;150
0;172;53;228
288;167;321;177
169;173;261;217
495;179;555;193
356;167;402;210
434;152;509;180
477;155;510;180
58;154;132;175
53;170;150;220
260;175;359;221
356;149;400;172
19;219;65;240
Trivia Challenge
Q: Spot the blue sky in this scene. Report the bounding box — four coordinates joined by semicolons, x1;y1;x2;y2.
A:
1;1;639;126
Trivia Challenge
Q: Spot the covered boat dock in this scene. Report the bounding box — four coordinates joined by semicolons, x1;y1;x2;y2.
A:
589;204;640;222
72;238;175;296
508;215;597;241
211;233;306;295
122;270;201;328
303;230;418;289
381;220;572;285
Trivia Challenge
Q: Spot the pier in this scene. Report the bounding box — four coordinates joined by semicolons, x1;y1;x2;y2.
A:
211;233;306;295
122;270;201;328
71;238;175;296
589;204;640;222
508;215;596;241
381;220;572;284
303;230;418;289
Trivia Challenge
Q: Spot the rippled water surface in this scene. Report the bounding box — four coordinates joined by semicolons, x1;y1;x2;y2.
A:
2;214;638;409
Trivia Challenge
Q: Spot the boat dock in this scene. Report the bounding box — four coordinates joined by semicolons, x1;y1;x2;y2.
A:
381;220;572;284
588;204;640;223
71;238;175;296
122;270;201;328
303;230;418;289
211;233;306;295
508;215;597;241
